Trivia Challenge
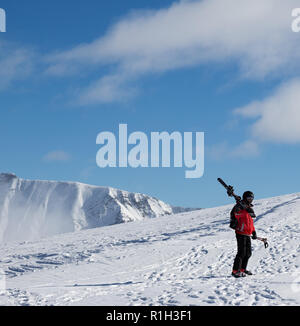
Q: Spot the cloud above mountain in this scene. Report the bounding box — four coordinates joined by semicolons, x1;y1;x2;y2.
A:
234;78;300;144
43;151;71;163
45;0;300;104
0;41;35;91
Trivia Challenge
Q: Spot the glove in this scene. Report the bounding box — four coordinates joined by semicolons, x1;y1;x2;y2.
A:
252;231;257;240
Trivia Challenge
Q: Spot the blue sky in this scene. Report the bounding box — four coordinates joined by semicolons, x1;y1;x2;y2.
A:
1;0;300;208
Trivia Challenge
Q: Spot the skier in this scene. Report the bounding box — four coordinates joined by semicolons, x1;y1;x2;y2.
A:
230;191;257;278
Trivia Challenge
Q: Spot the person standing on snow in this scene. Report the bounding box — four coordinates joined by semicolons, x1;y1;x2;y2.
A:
230;191;257;278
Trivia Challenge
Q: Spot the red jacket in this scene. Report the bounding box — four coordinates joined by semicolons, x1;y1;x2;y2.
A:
234;209;255;236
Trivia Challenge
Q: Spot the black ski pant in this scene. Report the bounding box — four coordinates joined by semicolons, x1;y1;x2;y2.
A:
233;233;252;271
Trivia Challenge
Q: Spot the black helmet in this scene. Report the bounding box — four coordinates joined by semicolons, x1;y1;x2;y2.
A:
243;191;254;203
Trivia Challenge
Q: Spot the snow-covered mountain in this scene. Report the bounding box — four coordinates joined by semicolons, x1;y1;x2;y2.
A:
0;173;196;243
0;191;299;306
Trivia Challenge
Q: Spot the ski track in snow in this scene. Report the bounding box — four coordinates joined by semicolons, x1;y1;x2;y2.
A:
0;193;300;306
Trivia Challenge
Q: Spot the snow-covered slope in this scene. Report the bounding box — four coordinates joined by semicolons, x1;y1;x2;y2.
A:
0;173;194;243
0;192;299;306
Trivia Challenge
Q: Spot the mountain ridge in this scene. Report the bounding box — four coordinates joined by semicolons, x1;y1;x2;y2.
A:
0;173;199;243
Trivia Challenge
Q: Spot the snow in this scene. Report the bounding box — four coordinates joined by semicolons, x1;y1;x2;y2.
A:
0;173;193;243
0;190;299;306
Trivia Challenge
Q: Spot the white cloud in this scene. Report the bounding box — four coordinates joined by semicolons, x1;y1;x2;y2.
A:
77;73;138;105
45;0;300;104
230;140;260;158
208;140;260;160
0;41;35;90
43;151;71;162
212;78;300;159
234;79;300;144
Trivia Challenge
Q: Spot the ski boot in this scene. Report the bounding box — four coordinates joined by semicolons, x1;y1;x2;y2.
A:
231;270;246;278
241;269;253;276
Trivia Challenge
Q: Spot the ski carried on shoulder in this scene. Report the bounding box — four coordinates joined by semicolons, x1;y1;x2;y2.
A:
217;178;241;203
217;177;269;249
